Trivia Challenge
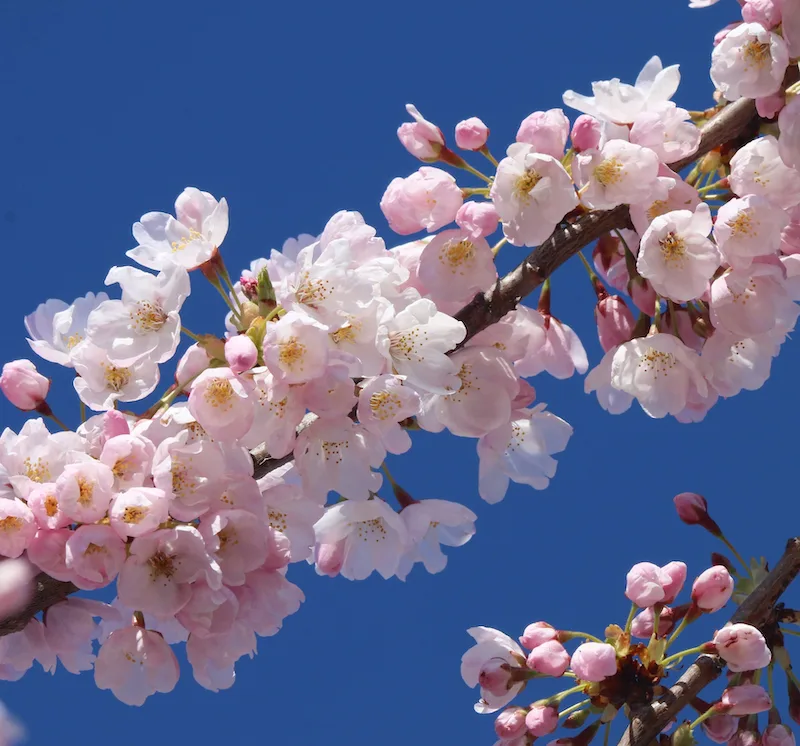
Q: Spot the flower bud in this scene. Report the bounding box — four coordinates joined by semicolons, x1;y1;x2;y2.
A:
712;624;771;672
563;708;591;729
710;552;735;575
730;731;762;746
701;714;738;743
455;202;499;239
315;541;345;577
628;276;657;316
224;335;258;374
571;114;602;152
691;566;734;612
102;410;130;440
527;640;570;677
479;659;513;697
763;724;796;746
397;104;444;162
495;707;527;740
455;117;489;151
742;0;782;28
520;621;557;650
662;561;687;603
626;562;671;608
516;109;570;159
631;606;676;639
0;360;50;411
595;295;635;352
673;492;722;536
526;705;559;737
720;684;772;715
570;642;618;682
175;344;211;391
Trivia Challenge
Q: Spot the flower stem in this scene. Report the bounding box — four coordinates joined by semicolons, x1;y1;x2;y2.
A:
491;237;508;257
459;161;493;184
688;705;719;731
624;602;638;635
661;644;708;669
479;145;499;167
559;699;591;719
719;533;750;576
45;411;70;432
665;614;692;651
541;683;587;707
181;326;202;342
561;630;604;644
781;627;800;639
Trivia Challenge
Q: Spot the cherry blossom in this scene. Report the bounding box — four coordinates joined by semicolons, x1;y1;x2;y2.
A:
713;195;788;270
515;109;570;158
397;104;444;161
0;361;49;412
380;167;463;235
461;626;527;713
188;368;255;442
729;136;800;211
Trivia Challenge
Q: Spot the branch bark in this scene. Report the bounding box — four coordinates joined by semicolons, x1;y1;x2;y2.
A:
617;537;800;746
0;96;767;637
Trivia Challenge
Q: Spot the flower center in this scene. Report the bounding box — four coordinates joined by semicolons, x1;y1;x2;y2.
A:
646;200;669;222
594;157;624;187
638;348;678;376
321;440;348;465
148;550;177;580
171;461;196;497
278;337;307;371
268;509;288;532
102;363;132;392
23;457;51;483
743;39;771;68
122;506;148;524
131;301;168;334
369;390;402;420
66;333;83;349
659;232;686;266
514;170;542;203
351;517;388;543
0;517;23;532
171;228;203;253
84;542;107;555
77;476;95;507
389;328;425;362
440;239;476;271
217;526;238;553
295;271;332;309
44;495;59;517
204;378;234;408
727;210;756;238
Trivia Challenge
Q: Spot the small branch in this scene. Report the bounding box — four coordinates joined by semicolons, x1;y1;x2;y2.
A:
616;537;800;746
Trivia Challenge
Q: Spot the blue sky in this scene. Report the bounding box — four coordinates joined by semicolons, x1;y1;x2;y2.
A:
1;0;798;744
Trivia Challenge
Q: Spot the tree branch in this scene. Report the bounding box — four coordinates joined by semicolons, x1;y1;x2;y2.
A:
617;537;800;746
0;96;768;638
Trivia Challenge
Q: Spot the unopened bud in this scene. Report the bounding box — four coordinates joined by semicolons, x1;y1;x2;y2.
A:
239;300;261;329
710;552;736;575
0;360;50;412
563;708;592;729
257;267;277;316
673;492;722;536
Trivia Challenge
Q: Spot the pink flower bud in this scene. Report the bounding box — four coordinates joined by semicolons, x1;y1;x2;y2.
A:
455;117;489;151
380;167;463;236
626;562;671;608
398;104;445;162
495;707;528;740
674;492;723;535
756;93;785;119
595;295;635;352
526;705;559;737
730;731;762;746
455;202;499;240
176;343;211;390
103;410;130;440
527;640;570;676
519;621;557;650
0;360;49;411
631;606;676;639
701;714;739;743
720;684;772;715
315;541;345;577
629;276;657;316
224;335;258;374
571;114;602;152
713;624;772;672
742;0;781;28
692;566;734;612
763;724;796;746
516;109;570;159
661;561;687;604
570;642;618;682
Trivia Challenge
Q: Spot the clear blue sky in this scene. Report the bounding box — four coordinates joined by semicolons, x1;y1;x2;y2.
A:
0;1;797;744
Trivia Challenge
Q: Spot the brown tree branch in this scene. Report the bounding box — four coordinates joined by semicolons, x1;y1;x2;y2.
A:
617;537;800;746
0;96;768;638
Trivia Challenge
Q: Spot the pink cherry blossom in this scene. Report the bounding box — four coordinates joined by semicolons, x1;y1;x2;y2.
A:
0;360;49;411
516;109;570;158
455;202;499;240
713;623;772;672
117;526;221;617
702;330;778;397
631;606;676;639
495;707;528;740
380;167;463;235
610;333;708;419
691;565;734;612
595;295;635;352
585;349;635;415
65;524;126;590
455;117;489;150
527;640;570;676
526;705;559;736
570;642;618;682
417;228;497;304
241;370;307;458
55;459;115;524
109;487;170;539
188;367;255;442
630;102;701;162
99;434;155;490
571;114;602;152
637;204;720;302
626;562;672;607
477;405;573;503
742;0;782;27
720;684;772;715
661;561;687;603
515;315;588;380
44;597;118;674
779;96;800;171
710;22;789;100
25;528;74;582
574;140;667;211
263;310;330;385
729;136;800;211
490;143;578;247
199;510;270;586
397;104;444;161
357;375;421;455
0;500;36;558
95;625;180;705
701;714;739;743
461;626;526;713
713;195;789;270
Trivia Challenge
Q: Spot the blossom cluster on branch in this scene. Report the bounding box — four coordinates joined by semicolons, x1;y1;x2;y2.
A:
463;493;800;746
0;0;799;737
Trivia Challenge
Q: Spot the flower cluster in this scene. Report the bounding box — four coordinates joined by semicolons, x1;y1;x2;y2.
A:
463;493;798;746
